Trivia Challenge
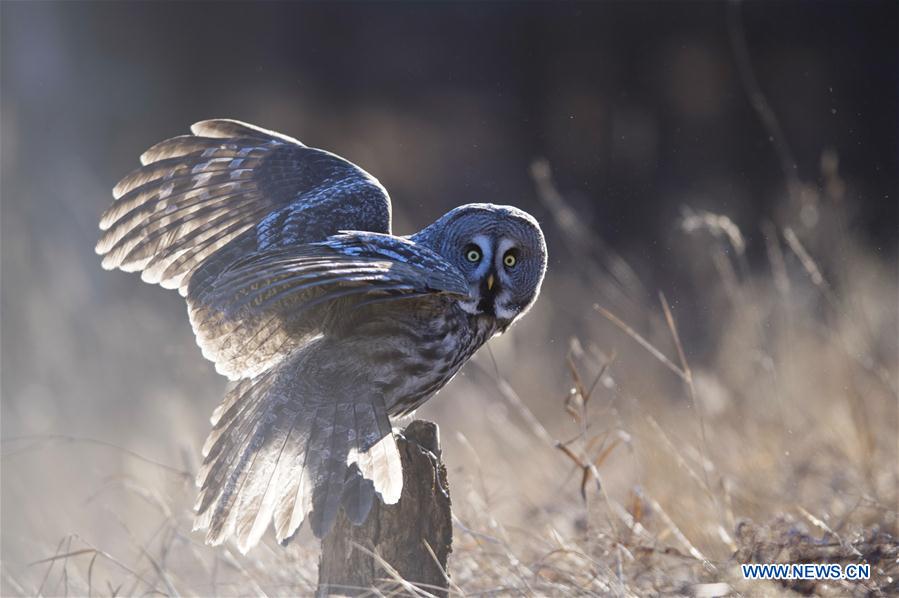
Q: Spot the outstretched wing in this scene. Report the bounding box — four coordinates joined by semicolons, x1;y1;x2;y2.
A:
96;119;391;295
188;232;470;380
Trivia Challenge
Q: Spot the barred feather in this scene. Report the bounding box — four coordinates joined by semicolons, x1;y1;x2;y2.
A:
193;347;402;552
185;233;468;380
96;118;391;294
190;119;303;144
96;120;542;555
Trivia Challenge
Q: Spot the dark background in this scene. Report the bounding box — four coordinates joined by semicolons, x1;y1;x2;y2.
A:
4;1;897;255
3;0;897;401
1;2;897;584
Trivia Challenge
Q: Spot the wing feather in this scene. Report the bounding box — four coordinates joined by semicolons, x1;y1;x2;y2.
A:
187;233;468;380
99;121;457;550
194;343;405;551
97;119;392;295
140;135;264;165
190;118;303;144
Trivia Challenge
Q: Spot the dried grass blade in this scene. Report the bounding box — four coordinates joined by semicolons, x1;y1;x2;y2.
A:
593;304;687;382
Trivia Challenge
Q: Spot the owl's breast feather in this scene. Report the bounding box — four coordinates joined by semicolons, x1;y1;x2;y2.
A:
337;305;495;416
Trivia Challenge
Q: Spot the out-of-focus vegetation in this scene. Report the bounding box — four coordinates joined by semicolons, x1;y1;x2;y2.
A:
4;151;895;597
2;2;896;596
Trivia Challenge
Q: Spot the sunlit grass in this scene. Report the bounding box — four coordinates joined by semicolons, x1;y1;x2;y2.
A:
4;153;895;596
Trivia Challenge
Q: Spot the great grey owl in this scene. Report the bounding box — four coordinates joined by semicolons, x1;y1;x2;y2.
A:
96;119;547;553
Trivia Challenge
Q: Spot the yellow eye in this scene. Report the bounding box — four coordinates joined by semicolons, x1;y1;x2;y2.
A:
503;253;517;268
465;248;481;262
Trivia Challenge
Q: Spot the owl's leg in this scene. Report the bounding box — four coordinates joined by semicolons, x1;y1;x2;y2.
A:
340;465;376;526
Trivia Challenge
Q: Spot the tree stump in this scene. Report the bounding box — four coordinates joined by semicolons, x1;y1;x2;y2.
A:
317;420;453;597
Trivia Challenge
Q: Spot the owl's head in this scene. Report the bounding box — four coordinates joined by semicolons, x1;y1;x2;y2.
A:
415;203;547;329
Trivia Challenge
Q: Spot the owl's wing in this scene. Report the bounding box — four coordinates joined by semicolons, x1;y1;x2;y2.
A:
193;348;404;552
188;232;469;379
191;233;465;550
96;119;391;295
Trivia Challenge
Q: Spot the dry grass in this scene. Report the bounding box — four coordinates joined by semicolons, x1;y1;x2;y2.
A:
2;13;895;588
3;151;896;597
434;159;896;597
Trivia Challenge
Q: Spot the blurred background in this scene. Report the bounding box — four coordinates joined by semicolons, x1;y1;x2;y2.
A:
2;2;897;595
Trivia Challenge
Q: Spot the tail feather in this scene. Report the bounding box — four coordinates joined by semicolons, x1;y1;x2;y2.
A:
273;402;323;543
203;425;265;544
196;377;273;491
353;400;403;503
308;403;354;538
194;378;272;514
193;360;403;552
233;404;307;551
285;401;341;539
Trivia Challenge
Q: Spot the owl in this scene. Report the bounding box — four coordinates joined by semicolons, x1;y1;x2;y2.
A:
96;119;547;553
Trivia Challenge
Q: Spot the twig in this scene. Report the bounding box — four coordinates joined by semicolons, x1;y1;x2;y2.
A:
30;544;167;596
1;434;191;481
783;228;836;307
423;539;465;596
36;536;68;597
638;490;716;573
349;542;441;598
531;159;646;303
593;304;687;382
644;416;714;503
658;293;717;504
486;368;556;446
797;506;863;558
727;0;801;197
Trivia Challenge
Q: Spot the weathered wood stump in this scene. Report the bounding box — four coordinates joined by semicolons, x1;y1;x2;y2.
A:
317;420;453;597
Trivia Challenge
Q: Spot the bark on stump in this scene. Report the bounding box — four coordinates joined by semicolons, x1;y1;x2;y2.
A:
317;420;452;597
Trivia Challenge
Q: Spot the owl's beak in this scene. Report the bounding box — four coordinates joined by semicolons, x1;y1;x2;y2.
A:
477;270;499;317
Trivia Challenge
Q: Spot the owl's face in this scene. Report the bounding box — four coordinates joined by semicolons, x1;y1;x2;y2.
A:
416;204;547;329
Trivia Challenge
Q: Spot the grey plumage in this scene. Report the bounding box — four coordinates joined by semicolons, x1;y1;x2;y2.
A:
96;119;547;553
